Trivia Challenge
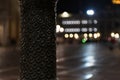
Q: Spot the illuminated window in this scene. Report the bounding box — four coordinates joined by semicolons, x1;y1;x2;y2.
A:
88;20;92;24
86;10;95;16
81;28;88;32
81;20;88;24
62;20;80;25
111;32;115;37
88;28;93;32
69;34;74;38
93;28;98;32
93;20;98;24
65;28;80;32
64;34;69;38
74;33;79;39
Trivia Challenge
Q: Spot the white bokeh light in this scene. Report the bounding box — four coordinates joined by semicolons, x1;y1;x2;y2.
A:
81;28;88;32
115;33;120;39
69;34;73;38
56;25;61;33
97;33;101;37
94;20;98;24
94;28;98;32
81;20;88;24
59;27;64;32
89;28;93;32
84;74;93;79
87;9;95;16
64;34;69;38
60;11;71;18
94;33;98;39
74;33;79;39
65;28;80;32
111;32;115;37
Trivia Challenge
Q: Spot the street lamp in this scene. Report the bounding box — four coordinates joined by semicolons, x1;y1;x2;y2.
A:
74;33;79;39
115;33;120;39
56;25;61;33
111;32;115;37
60;11;71;18
64;34;69;38
86;9;95;16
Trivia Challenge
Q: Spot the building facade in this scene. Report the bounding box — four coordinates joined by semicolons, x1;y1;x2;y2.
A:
56;5;120;43
0;0;20;46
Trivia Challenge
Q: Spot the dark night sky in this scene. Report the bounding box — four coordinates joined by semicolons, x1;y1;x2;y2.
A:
57;0;113;13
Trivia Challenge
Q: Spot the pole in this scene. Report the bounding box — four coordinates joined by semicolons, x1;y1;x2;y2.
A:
19;0;56;80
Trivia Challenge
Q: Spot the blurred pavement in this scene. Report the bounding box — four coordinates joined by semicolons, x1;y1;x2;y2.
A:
0;47;20;80
57;43;120;80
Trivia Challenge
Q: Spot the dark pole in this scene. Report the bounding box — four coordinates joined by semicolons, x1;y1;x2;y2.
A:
19;0;56;80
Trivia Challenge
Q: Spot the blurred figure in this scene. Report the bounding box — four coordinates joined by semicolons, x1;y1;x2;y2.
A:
108;37;116;50
118;38;120;49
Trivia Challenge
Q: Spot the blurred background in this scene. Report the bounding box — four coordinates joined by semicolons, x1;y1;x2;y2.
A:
56;0;120;45
0;0;120;80
0;0;20;80
56;0;120;80
0;0;19;46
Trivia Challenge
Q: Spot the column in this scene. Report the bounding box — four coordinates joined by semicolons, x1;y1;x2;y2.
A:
20;0;56;80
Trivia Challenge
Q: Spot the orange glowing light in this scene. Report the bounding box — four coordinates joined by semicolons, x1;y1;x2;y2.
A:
112;0;120;4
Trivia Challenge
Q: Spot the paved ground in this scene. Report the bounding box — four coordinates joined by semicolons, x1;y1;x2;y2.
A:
0;47;20;80
57;43;120;80
0;43;120;80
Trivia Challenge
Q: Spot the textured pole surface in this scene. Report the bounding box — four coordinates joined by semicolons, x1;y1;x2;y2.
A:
20;0;56;80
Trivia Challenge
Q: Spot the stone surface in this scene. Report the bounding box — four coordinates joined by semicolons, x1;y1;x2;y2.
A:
20;0;56;80
57;43;120;80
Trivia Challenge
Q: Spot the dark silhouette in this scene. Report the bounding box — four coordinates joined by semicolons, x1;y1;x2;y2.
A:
20;0;56;80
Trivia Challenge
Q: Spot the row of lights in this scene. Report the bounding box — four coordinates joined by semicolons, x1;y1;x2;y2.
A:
64;33;101;39
84;33;100;38
62;20;98;25
64;33;79;39
65;28;97;33
56;25;98;33
111;32;120;39
60;10;95;18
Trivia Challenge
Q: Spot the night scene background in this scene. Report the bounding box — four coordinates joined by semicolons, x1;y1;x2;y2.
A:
0;0;120;80
57;0;120;80
57;0;113;13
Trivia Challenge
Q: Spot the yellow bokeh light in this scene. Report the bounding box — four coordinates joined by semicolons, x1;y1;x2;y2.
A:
84;33;88;38
74;33;79;39
89;33;93;38
69;34;73;38
112;0;120;4
64;34;69;38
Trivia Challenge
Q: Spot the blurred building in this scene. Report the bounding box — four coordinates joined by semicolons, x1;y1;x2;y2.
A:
56;3;120;43
56;11;101;43
0;0;20;46
98;4;120;39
